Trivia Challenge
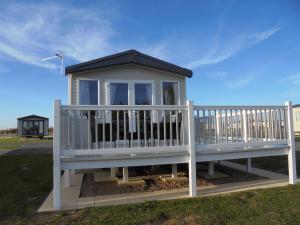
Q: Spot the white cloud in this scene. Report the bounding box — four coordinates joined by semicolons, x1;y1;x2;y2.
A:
251;27;280;44
225;75;254;88
186;27;280;69
280;74;300;86
0;2;115;69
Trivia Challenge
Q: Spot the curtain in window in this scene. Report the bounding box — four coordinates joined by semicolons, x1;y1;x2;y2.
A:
110;83;118;105
163;82;178;105
145;84;152;105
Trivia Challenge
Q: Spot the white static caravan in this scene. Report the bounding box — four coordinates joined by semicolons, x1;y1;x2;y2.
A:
293;104;300;136
52;50;297;209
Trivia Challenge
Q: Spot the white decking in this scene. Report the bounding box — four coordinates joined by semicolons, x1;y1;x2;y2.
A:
52;100;297;209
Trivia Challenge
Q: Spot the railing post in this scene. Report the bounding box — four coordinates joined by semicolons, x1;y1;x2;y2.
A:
216;111;221;142
243;109;249;142
53;100;61;209
285;101;297;184
243;109;252;172
187;101;197;197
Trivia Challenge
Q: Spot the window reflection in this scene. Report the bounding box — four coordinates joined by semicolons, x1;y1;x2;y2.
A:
110;83;128;105
79;80;98;105
135;83;152;105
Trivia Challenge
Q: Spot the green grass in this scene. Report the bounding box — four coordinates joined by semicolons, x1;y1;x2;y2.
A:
0;154;52;223
0;137;52;150
1;155;300;224
1;141;300;224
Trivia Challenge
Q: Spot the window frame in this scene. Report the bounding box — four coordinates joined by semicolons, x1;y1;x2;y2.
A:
77;79;100;105
106;79;155;105
160;80;181;105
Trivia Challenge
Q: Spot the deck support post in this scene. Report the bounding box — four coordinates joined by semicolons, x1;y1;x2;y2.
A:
64;170;70;188
187;101;197;197
208;162;214;176
172;164;178;178
53;100;61;210
123;167;129;182
111;168;116;178
286;101;297;184
246;158;252;173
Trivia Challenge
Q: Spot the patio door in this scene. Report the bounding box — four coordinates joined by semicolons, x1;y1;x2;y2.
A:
131;81;155;132
107;80;154;132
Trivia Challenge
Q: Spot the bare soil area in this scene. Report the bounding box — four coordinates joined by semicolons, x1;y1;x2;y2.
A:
80;163;265;197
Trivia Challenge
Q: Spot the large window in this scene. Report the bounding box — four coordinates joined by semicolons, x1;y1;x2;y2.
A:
110;83;128;105
162;81;179;105
22;120;44;135
79;80;99;105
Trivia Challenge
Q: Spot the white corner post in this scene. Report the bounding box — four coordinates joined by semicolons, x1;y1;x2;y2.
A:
53;100;61;210
286;101;297;184
172;164;178;178
208;161;214;176
123;167;129;182
187;101;197;197
243;109;252;172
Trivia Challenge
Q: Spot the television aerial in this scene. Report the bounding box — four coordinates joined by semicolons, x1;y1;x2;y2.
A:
41;50;64;74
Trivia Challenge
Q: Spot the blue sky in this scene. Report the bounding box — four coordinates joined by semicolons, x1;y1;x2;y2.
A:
0;0;300;129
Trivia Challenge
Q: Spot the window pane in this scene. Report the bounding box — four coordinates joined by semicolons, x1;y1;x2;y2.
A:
110;83;128;105
28;121;33;133
34;121;39;134
39;121;44;134
23;121;28;134
79;80;98;105
135;83;152;105
162;82;178;105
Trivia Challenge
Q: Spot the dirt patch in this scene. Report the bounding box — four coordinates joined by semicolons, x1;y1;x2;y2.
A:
80;163;265;198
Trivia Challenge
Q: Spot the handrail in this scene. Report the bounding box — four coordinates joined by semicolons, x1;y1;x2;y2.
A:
194;105;286;110
62;105;187;111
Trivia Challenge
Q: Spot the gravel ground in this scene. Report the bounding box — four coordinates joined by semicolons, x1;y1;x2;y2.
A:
80;163;265;198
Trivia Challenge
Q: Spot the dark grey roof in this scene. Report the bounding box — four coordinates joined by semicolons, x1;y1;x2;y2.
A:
65;49;193;78
293;104;300;108
17;115;49;120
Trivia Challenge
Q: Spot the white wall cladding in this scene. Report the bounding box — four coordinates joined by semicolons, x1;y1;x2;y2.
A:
70;64;187;106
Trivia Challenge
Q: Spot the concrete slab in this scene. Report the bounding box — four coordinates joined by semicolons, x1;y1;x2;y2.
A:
38;173;83;212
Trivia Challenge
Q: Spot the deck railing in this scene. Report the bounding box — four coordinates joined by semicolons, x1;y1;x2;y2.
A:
55;101;291;155
194;105;289;146
58;104;190;154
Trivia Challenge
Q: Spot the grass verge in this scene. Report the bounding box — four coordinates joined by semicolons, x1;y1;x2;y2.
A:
0;137;52;150
0;154;52;223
